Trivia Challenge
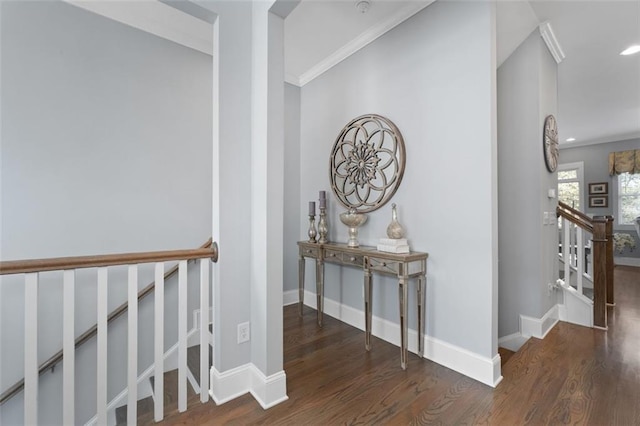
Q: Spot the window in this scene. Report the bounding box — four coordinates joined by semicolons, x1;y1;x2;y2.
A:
616;172;640;225
558;162;584;210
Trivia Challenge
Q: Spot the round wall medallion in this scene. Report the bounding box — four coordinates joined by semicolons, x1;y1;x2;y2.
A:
329;114;405;213
543;114;559;173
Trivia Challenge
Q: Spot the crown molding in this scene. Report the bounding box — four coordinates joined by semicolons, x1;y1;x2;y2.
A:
559;132;640;150
294;0;435;87
284;73;301;87
539;21;565;64
63;0;213;56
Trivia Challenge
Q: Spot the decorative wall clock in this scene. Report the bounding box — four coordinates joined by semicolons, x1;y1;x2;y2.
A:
543;114;559;173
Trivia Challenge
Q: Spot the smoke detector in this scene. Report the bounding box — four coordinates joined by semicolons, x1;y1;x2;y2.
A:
355;1;370;14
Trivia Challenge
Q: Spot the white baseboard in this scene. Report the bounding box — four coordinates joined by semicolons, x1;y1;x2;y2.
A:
210;364;288;409
249;367;289;409
498;332;529;352
520;304;559;339
209;364;252;405
615;257;640;267
425;335;502;387
283;289;298;306
500;301;594;355
300;290;501;388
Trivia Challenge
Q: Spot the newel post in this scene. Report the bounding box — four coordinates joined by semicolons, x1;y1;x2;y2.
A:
605;216;614;306
591;216;608;329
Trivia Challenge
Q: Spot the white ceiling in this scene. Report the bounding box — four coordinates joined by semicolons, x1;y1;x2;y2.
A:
284;0;433;85
284;0;640;146
528;1;640;146
72;0;640;147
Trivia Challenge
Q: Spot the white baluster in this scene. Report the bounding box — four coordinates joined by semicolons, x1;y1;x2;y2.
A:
178;260;188;412
154;262;165;422
24;273;38;426
97;267;108;426
63;270;75;425
570;224;577;268
563;218;571;284
199;259;210;403
587;232;593;277
127;265;138;424
576;227;584;294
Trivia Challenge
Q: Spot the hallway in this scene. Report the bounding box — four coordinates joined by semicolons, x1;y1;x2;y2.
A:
159;266;639;425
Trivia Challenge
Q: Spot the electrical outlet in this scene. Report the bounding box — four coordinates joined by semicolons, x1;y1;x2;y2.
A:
237;322;250;344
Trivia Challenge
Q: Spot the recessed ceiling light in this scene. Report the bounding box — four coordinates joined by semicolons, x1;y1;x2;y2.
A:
566;138;576;142
620;45;640;56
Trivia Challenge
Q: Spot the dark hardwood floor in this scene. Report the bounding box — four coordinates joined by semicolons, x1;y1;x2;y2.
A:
156;266;639;425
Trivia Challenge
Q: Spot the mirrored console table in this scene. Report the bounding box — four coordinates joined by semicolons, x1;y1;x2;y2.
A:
297;241;428;370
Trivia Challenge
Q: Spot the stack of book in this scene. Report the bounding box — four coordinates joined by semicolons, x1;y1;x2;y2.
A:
377;238;410;253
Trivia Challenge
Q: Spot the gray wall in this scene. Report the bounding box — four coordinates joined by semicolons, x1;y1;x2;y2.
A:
194;0;288;385
560;138;640;258
497;31;559;337
1;1;212;423
283;83;301;294
298;1;498;360
195;0;254;373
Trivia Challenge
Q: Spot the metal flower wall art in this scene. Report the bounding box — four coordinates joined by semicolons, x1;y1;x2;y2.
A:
330;114;406;213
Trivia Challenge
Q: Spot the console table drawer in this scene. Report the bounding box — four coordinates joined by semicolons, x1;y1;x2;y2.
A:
301;246;320;258
324;249;363;266
368;258;400;275
324;249;341;262
342;252;364;267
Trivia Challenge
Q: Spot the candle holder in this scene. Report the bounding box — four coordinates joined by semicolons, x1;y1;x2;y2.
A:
308;215;318;243
318;207;329;244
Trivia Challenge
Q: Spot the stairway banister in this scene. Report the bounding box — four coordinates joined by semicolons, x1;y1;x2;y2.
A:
557;201;594;233
0;238;217;406
605;216;614;305
557;203;614;330
591;217;608;329
0;238;216;275
558;201;592;222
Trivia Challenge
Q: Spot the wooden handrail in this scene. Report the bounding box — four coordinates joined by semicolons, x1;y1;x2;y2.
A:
557;201;593;233
558;201;592;223
0;238;217;275
0;238;217;405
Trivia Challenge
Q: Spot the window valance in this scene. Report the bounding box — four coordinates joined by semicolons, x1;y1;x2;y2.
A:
608;149;640;175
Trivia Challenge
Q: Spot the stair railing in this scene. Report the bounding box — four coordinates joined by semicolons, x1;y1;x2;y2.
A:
557;201;613;329
0;239;219;425
558;208;592;294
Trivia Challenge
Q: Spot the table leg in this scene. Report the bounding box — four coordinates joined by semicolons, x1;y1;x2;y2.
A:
364;268;372;351
417;272;426;358
298;255;305;317
316;258;324;327
399;277;408;370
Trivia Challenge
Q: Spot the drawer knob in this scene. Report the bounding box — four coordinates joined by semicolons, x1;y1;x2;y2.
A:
330;253;336;257
307;249;312;253
350;257;356;262
381;262;387;267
